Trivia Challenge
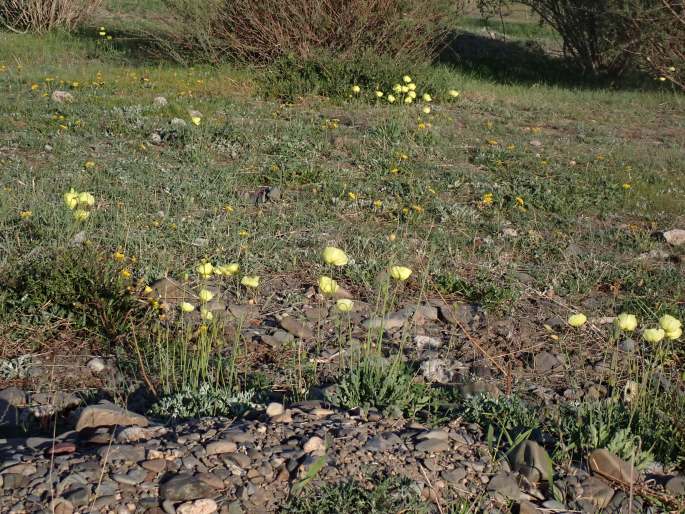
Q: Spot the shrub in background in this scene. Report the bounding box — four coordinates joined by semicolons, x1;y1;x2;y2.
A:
0;0;101;32
162;0;462;63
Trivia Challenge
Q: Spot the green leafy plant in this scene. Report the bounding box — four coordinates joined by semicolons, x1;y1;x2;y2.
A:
283;475;428;514
326;356;431;417
148;383;255;420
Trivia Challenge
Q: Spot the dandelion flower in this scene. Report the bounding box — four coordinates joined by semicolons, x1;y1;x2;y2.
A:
84;161;96;169
180;302;195;313
422;93;432;102
120;268;132;279
198;289;214;302
643;327;665;343
448;89;460;98
616;313;638;332
375;91;384;98
568;313;587;327
64;188;79;209
241;276;260;288
390;266;412;281
373;199;382;209
19;210;32;219
196;262;214;278
387;95;396;104
336;298;353;312
659;314;681;333
191;116;201;126
351;85;361;94
113;251;125;262
403;75;412;83
73;209;90;221
322;246;348;266
239;229;249;238
318;276;339;295
200;308;213;321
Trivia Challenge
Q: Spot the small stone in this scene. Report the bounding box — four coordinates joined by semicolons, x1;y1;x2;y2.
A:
64;486;90;506
415;439;450;453
303;436;325;454
98;444;145;462
532;351;561;372
663;229;685;246
206;441;237;455
0;387;27;407
160;474;217;501
588;449;638;485
117;425;167;443
51;499;74;514
51;90;74;103
509;440;553;482
1;463;36;476
266;402;284;418
86;357;106;373
518;500;540;514
666;475;685;496
414;335;442;350
441;467;467;484
310;408;334;419
487;473;521;500
46;442;76;456
177;499;218;514
279;317;314;339
580;476;615;509
76;401;149;431
420;358;455;384
459;381;501;398
142;459;167;473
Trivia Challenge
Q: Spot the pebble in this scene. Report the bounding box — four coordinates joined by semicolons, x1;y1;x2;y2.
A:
177;498;218;514
588;449;638;485
206;441;238;455
265;403;284;418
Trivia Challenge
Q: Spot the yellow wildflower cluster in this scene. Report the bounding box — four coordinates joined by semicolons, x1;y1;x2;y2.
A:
63;188;95;221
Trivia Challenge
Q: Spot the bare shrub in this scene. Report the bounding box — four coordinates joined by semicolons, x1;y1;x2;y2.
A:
0;0;101;32
162;0;462;63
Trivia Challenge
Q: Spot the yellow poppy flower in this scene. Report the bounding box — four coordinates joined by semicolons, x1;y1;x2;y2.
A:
351;85;361;94
241;276;260;288
198;289;214;302
180;302;195;313
389;266;412;281
196;262;214;278
78;192;95;207
568;313;587;327
322;246;348;266
336;299;353;312
659;314;681;333
643;327;665;343
318;276;339;295
216;263;240;276
64;189;79;209
616;313;637;332
200;308;213;321
73;209;90;221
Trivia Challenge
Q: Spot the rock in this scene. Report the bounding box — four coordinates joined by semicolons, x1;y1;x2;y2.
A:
666;475;685;496
51;90;74;103
150;132;163;145
265;403;284;418
363;313;406;330
76;401;149;431
177;499;218;514
415;439;450;453
51;499;74;514
46;442;76;456
98;445;145;462
459;381;501;398
160;475;217;502
532;352;561;372
64;486;90;507
580;476;615;509
154;96;168;107
86;357;106;373
206;441;238;455
1;463;36;476
420;359;456;384
228;304;259;321
279;317;314;339
142;459;167;473
116;425;167;443
487;473;521;500
588;449;638;485
441;467;467;484
663;229;685;246
509;440;553;482
438;303;479;327
303;436;325;454
151;277;192;304
0;387;27;407
414;335;442;351
2;473;28;489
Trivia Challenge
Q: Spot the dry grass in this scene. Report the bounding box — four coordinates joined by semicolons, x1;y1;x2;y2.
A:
0;0;101;32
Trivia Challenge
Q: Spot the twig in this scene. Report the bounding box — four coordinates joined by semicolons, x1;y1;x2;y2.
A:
131;324;157;398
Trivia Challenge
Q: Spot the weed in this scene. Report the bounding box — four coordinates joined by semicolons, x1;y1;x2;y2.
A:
326;356;431;418
282;475;428;514
148;383;255;421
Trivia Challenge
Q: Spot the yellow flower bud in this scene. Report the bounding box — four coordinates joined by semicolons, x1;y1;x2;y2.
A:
318;276;339;295
196;262;214;278
191;116;201;125
322;246;348;266
643;327;665;343
568;313;587;327
389;266;412;281
616;313;637;332
180;302;195;313
336;299;353;312
241;276;260;288
659;314;681;333
198;289;214;302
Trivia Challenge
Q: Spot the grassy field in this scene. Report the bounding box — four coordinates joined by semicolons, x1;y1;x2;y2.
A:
1;3;685;509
